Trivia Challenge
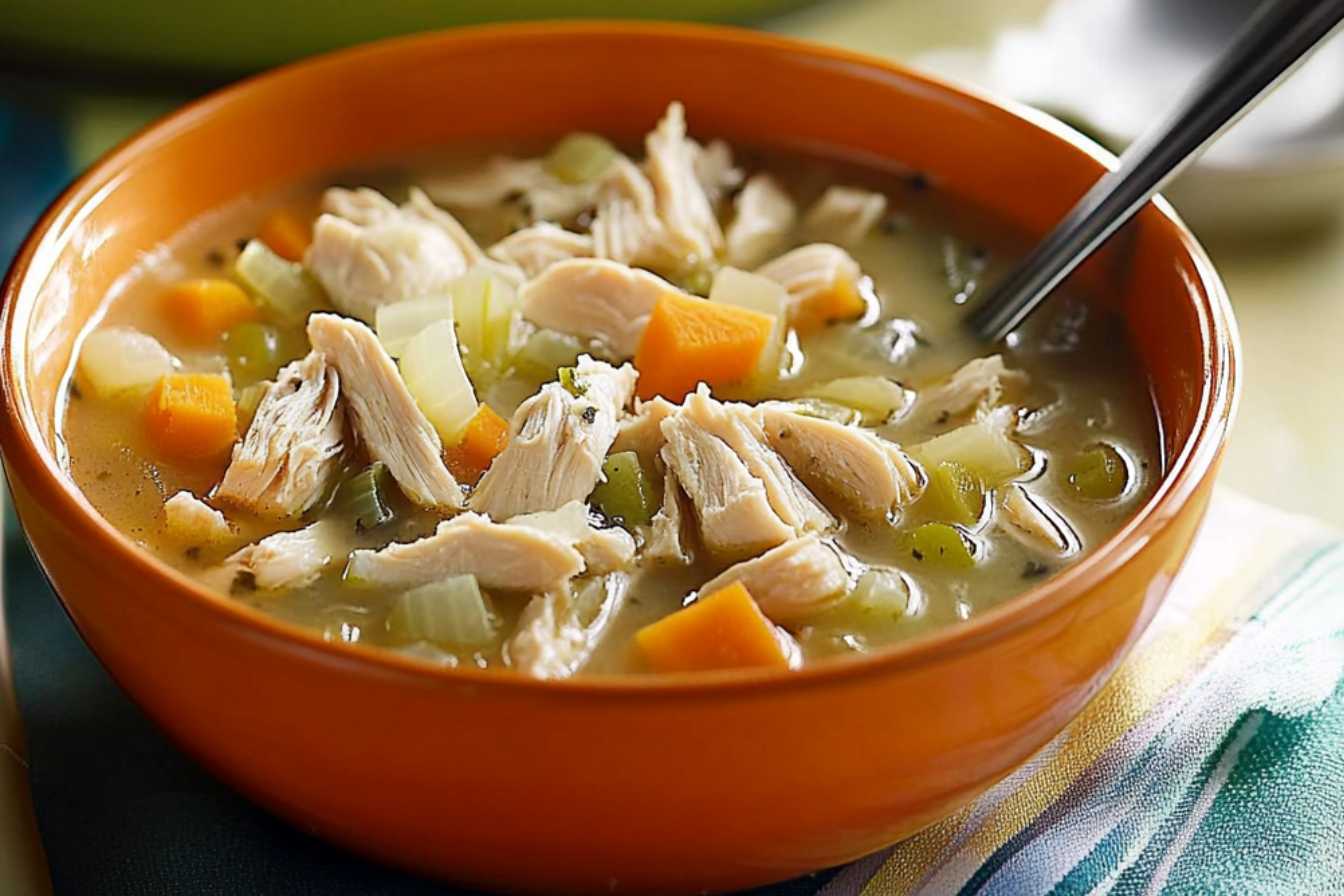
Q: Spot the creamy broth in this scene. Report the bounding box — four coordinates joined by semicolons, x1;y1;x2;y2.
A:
61;113;1158;676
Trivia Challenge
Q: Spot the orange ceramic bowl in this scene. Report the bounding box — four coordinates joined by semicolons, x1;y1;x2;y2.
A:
0;23;1236;895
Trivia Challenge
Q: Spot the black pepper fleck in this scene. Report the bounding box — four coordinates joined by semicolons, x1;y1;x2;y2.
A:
234;237;251;252
935;410;951;426
907;172;930;192
580;406;598;425
67;380;83;400
205;249;226;268
184;546;201;561
911;548;925;561
1022;560;1052;579
230;571;258;594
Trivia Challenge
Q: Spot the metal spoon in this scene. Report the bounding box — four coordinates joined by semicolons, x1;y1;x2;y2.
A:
968;0;1344;343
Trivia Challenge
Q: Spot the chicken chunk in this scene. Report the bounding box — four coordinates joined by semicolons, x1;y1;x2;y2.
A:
590;158;672;268
507;573;628;679
519;259;682;358
660;388;832;559
725;174;797;269
215;352;345;518
999;484;1079;556
306;313;463;510
914;355;1028;427
692;138;743;205
488;223;594;278
423;155;598;223
611;396;679;466
698;535;850;624
758;406;924;519
644;102;722;262
801;186;887;246
645;467;691;565
508;501;637;575
756;243;863;315
470;356;636;519
345;512;585;592
306;187;492;323
219;520;344;590
163;491;233;545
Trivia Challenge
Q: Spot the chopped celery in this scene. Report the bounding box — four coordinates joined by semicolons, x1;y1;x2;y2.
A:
375;297;453;357
805;376;909;425
399;319;479;444
512;328;586;381
910;411;1026;486
786;398;862;426
902;522;977;570
803;318;920;378
451;266;520;383
558;366;586;397
920;460;985;526
1062;442;1129;501
802;568;911;634
332;462;395;531
234;381;270;430
590;451;655;527
78;326;177;398
234;239;326;323
543;132;618;184
386;574;498;647
223;322;284;385
709;267;788;382
677;263;716;297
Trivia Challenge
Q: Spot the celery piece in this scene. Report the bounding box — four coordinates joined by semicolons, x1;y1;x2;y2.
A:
400;319;478;445
805;375;909;425
386;574;498;647
909;411;1026;486
590;451;655;527
558;366;586;398
234;381;270;431
513;328;586;381
234;239;326;324
1062;442;1128;501
709;267;788;382
543;132;618;184
920;460;985;526
677;263;716;297
223;322;283;385
902;522;977;570
451;266;520;383
332;462;395;532
375;297;453;357
78;326;177;398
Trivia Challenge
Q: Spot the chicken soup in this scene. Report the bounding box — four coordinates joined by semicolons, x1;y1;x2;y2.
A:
62;103;1158;677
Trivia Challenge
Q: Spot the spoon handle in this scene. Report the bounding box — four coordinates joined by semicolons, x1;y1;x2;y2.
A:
968;0;1344;343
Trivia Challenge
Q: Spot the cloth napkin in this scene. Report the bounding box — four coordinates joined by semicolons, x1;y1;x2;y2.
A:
5;88;1344;896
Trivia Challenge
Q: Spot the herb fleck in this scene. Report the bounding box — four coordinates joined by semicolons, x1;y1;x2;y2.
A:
1022;560;1052;580
580;405;598;425
911;548;925;562
184;546;202;561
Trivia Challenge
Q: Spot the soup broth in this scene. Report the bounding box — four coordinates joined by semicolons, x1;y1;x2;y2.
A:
61;104;1158;677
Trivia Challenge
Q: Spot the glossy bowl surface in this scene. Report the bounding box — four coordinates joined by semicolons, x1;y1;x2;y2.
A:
0;23;1237;895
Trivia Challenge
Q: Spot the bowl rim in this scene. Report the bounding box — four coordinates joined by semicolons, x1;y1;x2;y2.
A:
0;20;1239;698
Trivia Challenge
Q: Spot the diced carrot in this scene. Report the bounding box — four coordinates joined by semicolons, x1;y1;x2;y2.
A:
257;208;313;262
144;373;238;462
162;278;259;344
634;291;775;401
635;581;793;673
793;274;866;331
443;404;509;485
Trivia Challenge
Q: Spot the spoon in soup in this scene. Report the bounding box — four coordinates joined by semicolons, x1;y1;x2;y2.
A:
968;0;1344;343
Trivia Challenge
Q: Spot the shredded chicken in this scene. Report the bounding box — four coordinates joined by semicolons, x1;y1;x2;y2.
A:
644;102;722;262
306;313;463;510
306;187;497;323
589;157;673;268
488;223;593;278
725;174;797;269
218;520;343;590
698;535;850;624
345;512;585;592
163;491;233;544
692;138;743;204
508;501;637;575
756;243;863;315
758;406;924;519
611;396;679;466
470;356;636;519
660;387;832;559
423;156;598;223
519;258;679;358
801;186;887;246
999;484;1079;556
645;467;691;566
215;352;344;518
914;355;1028;426
507;573;628;679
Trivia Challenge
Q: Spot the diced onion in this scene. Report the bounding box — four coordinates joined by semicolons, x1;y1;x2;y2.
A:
386;574;498;647
451;266;520;382
375;297;454;358
709;267;787;382
399;319;478;445
910;410;1026;486
78;326;178;397
805;376;910;426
